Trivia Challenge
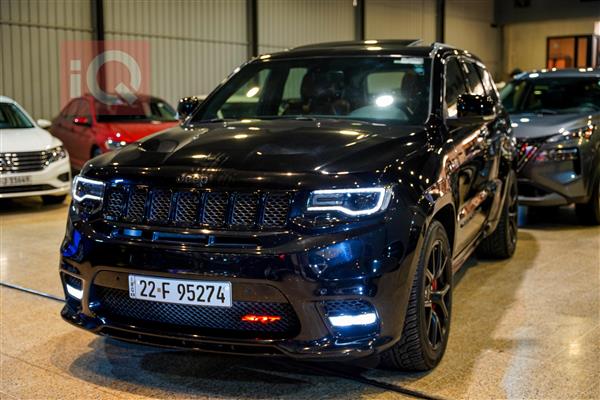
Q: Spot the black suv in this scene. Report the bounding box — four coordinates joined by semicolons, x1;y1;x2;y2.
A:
61;40;517;370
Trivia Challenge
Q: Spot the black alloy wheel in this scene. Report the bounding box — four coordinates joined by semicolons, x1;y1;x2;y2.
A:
423;239;451;350
381;221;452;371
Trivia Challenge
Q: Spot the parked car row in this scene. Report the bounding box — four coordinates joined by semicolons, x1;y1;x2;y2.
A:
0;94;177;203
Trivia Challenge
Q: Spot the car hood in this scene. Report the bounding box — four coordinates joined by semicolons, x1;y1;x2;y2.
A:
0;127;63;152
90;119;427;174
103;120;178;142
509;112;594;139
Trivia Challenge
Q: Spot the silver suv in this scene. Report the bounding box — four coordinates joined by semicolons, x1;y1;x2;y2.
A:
501;69;600;224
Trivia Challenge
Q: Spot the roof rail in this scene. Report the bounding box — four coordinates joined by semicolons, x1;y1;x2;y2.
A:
292;39;423;51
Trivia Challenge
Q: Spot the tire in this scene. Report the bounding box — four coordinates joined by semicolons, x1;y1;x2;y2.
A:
477;171;518;259
380;220;452;371
42;194;67;205
575;177;600;225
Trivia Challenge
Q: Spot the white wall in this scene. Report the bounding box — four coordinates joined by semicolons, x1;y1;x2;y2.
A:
444;0;501;79
0;0;93;120
365;0;436;43
257;0;355;54
104;0;248;105
503;17;599;76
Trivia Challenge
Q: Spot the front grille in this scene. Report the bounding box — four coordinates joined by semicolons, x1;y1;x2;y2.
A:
93;286;300;336
148;189;172;223
231;193;259;227
202;192;229;226
0;151;53;173
103;183;291;230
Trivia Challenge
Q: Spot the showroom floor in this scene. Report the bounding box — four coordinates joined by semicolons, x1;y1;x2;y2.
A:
1;197;598;400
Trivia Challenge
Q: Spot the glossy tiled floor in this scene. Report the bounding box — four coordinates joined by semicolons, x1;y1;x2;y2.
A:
1;197;599;399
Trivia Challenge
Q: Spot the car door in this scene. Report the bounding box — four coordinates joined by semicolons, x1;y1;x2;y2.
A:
51;100;78;156
71;98;95;166
444;57;491;254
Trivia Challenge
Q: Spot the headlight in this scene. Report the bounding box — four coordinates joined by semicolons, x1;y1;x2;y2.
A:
47;146;67;163
546;125;594;143
307;187;392;216
105;138;128;150
72;175;105;213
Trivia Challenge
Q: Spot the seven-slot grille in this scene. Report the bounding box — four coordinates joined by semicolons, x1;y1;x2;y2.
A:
0;151;53;173
103;184;291;229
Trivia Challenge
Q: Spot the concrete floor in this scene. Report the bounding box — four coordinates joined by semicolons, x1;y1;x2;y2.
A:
1;197;599;400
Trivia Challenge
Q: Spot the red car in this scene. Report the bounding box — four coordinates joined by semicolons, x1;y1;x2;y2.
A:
50;94;178;170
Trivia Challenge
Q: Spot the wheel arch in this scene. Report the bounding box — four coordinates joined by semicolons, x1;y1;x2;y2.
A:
431;204;456;255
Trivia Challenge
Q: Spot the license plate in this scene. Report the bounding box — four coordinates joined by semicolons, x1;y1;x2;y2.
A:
128;275;232;307
0;175;31;187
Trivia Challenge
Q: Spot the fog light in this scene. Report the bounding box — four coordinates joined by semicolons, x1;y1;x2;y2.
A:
66;284;83;300
329;312;377;327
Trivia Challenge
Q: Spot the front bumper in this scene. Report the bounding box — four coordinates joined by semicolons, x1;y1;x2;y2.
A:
517;142;595;206
59;215;422;360
0;157;71;199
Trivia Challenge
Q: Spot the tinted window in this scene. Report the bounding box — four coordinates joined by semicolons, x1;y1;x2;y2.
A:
76;100;91;118
149;100;177;121
0;103;34;129
445;58;466;118
478;66;499;102
95;98;177;122
500;77;600;114
194;57;432;125
63;101;79;118
464;61;485;96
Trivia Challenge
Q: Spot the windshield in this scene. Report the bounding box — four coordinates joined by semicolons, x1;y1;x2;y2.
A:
500;77;600;114
95;99;177;122
0;103;34;129
192;57;431;125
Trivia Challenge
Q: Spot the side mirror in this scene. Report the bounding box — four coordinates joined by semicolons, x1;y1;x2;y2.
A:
37;119;52;129
73;116;91;126
457;94;497;123
177;96;203;121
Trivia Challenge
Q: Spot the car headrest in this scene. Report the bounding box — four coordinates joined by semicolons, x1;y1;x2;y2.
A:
400;72;425;100
301;69;343;102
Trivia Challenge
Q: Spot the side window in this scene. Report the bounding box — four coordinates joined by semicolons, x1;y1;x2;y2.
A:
477;67;499;102
463;61;485;96
445;58;467;118
77;100;91;119
63;101;79;118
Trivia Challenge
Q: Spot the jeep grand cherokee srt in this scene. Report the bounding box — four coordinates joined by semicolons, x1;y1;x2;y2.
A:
60;40;517;370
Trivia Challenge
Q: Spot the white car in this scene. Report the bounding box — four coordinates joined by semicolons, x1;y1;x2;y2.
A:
0;96;71;204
